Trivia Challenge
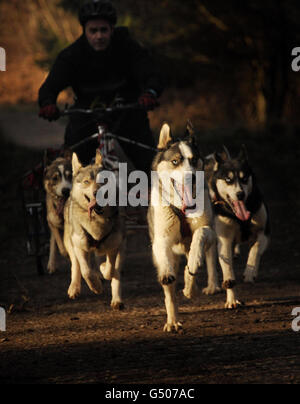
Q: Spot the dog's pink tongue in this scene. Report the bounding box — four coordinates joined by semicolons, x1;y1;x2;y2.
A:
232;200;251;221
88;199;97;219
57;199;66;217
183;185;194;210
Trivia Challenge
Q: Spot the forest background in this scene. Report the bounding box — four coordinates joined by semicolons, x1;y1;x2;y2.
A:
1;0;300;133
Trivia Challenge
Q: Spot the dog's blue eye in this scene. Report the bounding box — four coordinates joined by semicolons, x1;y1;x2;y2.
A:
84;180;89;185
225;178;233;184
172;160;178;166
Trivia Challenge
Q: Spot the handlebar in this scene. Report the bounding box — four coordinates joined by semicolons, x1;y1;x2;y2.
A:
60;102;142;117
59;101;158;153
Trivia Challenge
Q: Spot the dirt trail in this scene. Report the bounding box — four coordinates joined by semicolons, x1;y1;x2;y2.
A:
0;107;65;149
0;108;300;385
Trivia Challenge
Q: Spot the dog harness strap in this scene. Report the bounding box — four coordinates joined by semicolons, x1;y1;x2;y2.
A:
212;196;238;221
89;230;112;249
87;211;119;249
188;268;198;277
170;205;192;238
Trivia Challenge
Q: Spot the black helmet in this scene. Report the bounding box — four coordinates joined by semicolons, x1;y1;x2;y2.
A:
79;0;117;26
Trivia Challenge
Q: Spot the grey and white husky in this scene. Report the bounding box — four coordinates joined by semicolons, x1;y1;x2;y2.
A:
205;146;270;308
64;150;125;309
148;123;219;332
44;154;72;274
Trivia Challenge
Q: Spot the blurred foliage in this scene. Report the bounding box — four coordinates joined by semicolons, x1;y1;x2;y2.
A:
57;0;300;126
36;24;69;70
1;0;300;127
0;0;81;104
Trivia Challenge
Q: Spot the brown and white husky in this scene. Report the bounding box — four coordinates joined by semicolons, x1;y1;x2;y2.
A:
63;150;125;310
148;123;219;332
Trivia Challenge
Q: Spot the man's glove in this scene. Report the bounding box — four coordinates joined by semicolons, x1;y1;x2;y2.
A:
138;90;159;111
39;104;60;121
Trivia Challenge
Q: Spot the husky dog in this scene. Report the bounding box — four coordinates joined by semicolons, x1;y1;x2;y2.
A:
148;123;219;332
205;146;270;308
44;154;72;274
64;150;125;309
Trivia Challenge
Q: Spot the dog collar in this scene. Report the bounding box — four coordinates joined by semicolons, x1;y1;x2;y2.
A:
212;193;226;206
170;205;192;238
85;211;119;249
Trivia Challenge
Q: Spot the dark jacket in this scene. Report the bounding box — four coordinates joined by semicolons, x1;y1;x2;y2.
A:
38;27;164;108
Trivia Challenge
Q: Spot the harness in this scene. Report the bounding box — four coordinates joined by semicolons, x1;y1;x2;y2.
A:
170;205;192;239
85;210;119;249
212;191;241;221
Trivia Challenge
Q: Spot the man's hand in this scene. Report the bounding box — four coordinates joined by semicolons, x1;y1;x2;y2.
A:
39;104;60;121
138;91;159;111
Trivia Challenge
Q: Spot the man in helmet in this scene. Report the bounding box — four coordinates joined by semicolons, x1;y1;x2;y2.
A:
38;0;164;171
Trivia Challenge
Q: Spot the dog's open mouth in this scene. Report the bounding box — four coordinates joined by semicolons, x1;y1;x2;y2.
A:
171;177;197;211
87;198;103;219
228;196;251;221
56;197;68;217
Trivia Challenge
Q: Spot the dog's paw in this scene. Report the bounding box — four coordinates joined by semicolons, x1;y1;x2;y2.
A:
85;273;103;295
160;274;176;285
163;321;183;333
68;284;81;300
183;267;199;299
182;283;199;300
100;262;113;281
202;284;221;295
243;266;257;283
111;301;125;311
243;274;256;283
47;265;57;275
89;280;103;295
225;299;244;309
182;287;193;300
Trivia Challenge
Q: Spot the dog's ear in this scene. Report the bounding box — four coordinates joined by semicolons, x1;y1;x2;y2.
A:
238;144;248;162
186;120;198;148
63;148;72;161
43;149;51;169
43;165;49;179
95;149;103;167
214;152;225;164
43;150;52;178
214;146;231;167
197;155;204;170
213;151;226;171
186;120;195;137
222;145;231;161
72;153;82;176
158;122;173;149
